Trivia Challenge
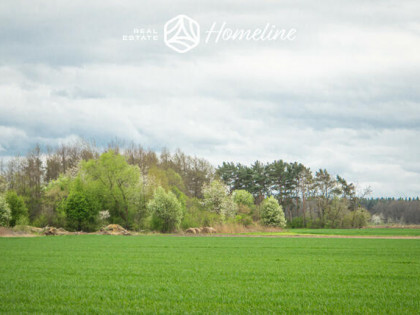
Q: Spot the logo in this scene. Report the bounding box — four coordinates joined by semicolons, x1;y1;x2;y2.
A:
122;15;296;53
164;15;200;53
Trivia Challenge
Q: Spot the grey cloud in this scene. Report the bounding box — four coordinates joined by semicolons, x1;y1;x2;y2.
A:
0;0;419;197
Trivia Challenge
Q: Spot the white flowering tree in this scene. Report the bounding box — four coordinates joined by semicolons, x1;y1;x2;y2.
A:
0;195;11;227
202;180;237;219
260;196;286;228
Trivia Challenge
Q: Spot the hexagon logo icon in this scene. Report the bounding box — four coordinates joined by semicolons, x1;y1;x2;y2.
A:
164;15;200;53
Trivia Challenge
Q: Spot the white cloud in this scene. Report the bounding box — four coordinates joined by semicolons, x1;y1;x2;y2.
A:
0;0;419;197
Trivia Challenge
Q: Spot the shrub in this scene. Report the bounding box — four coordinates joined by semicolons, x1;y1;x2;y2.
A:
305;218;322;229
351;208;371;228
371;214;384;225
221;197;238;219
148;187;183;232
260;196;286;228
202;180;227;215
235;214;253;227
288;217;304;228
65;190;99;231
5;191;28;227
202;180;238;219
233;190;254;208
32;214;49;228
0;195;11;227
202;211;222;227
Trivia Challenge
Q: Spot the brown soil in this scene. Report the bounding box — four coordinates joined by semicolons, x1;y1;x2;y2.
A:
0;227;38;237
1;226;419;239
100;224;131;235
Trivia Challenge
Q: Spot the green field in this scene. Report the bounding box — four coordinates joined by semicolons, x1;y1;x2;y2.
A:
243;228;420;237
1;236;419;314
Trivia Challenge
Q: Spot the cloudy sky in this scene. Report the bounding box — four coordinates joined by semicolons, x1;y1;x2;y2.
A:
1;0;419;197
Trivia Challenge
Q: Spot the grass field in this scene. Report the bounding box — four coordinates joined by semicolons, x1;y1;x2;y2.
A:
1;235;419;314
243;228;420;237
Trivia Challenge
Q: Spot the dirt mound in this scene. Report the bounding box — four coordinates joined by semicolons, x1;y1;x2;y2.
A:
100;224;131;235
0;227;13;236
42;226;69;236
185;227;216;234
185;227;203;234
201;227;217;234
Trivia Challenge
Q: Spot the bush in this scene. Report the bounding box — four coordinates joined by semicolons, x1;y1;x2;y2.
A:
260;196;286;228
0;195;11;227
371;214;384;225
15;216;29;226
65;190;99;231
5;191;28;227
288;217;304;228
305;218;322;229
202;211;222;227
235;214;253;227
32;214;49;228
202;180;238;219
148;187;183;232
233;190;254;208
221;197;238;219
351;208;371;228
181;211;201;230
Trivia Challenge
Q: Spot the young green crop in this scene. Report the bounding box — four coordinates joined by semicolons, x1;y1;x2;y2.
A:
0;235;419;314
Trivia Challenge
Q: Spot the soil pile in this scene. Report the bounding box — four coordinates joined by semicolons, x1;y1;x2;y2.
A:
100;224;131;235
185;227;216;234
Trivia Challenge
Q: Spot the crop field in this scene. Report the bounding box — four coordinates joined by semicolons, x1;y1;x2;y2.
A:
1;235;419;314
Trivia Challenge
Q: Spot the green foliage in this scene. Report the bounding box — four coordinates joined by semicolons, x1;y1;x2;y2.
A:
5;191;28;227
324;197;349;228
201;211;222;227
0;195;11;226
65;188;100;231
260;196;286;227
148;167;186;194
304;218;322;229
147;187;183;232
171;186;187;212
181;198;222;229
42;175;71;227
233;190;255;218
351;207;371;228
0;175;7;194
0;145;385;231
235;214;253;227
233;190;254;208
81;150;143;229
32;214;49;228
288;216;305;228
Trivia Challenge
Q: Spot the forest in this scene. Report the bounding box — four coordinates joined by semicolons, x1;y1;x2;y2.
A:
0;140;419;232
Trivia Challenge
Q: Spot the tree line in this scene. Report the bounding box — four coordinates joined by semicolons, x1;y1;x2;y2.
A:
0;139;417;231
361;198;420;225
0;140;217;231
216;161;372;228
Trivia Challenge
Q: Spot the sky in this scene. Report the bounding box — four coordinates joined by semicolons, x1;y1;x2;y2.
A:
0;0;419;197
